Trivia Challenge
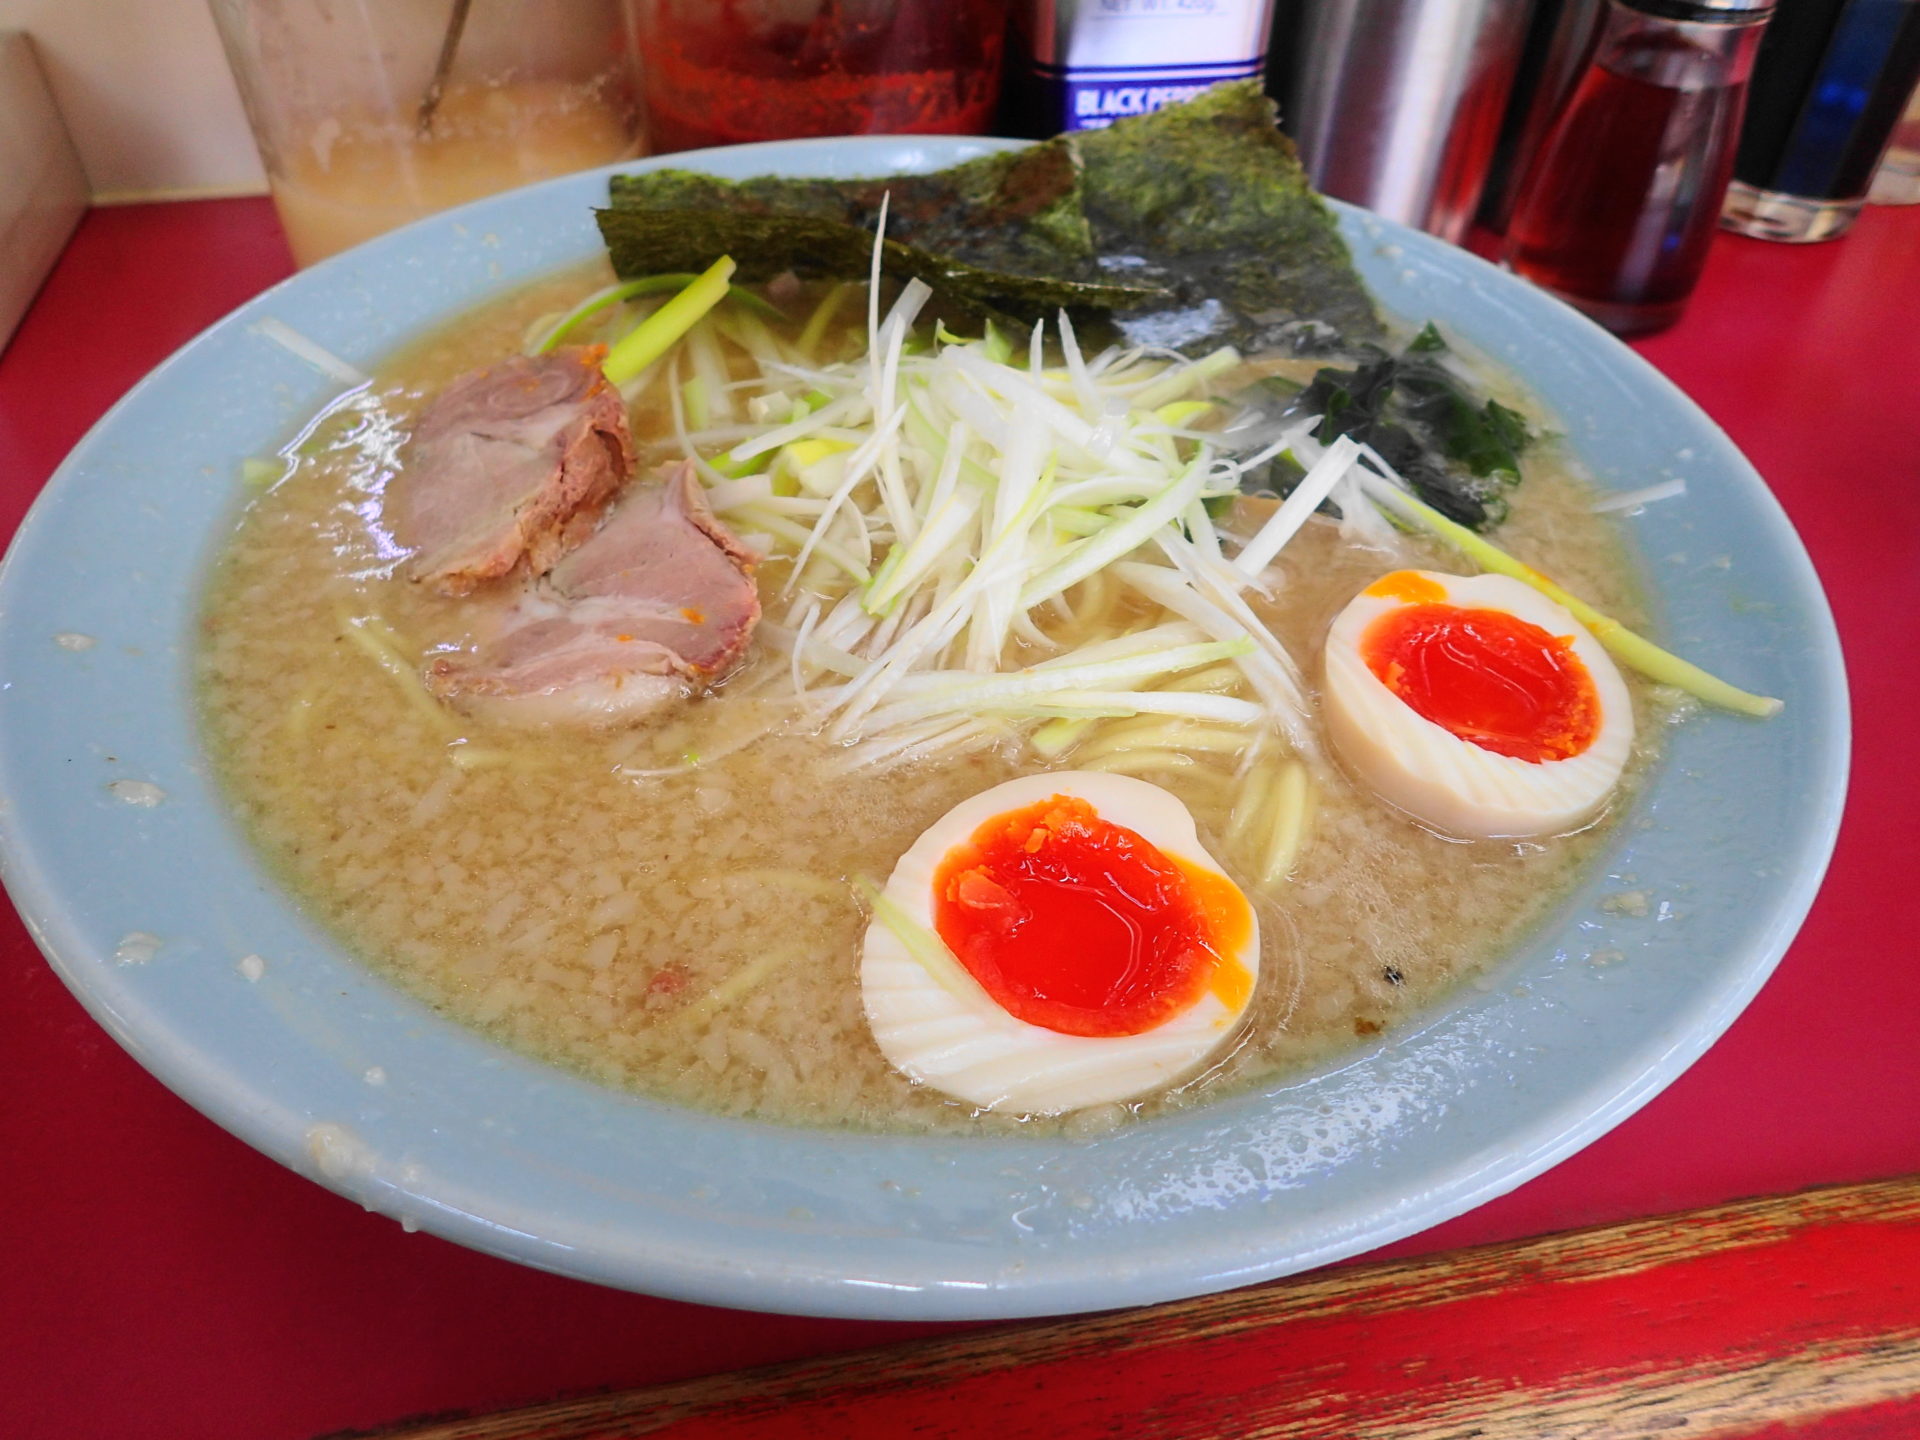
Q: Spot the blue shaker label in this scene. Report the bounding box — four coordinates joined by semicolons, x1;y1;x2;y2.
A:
1016;0;1276;131
1061;61;1265;129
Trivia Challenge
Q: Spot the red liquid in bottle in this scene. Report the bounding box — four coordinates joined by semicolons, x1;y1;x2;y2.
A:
641;0;1007;153
1506;30;1753;336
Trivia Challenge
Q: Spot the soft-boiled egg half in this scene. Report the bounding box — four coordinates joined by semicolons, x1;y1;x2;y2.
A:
861;772;1259;1114
1323;569;1634;839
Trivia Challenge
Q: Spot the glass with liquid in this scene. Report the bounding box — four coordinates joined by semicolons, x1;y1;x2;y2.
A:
1503;0;1771;335
210;0;645;267
1869;84;1920;205
1725;0;1920;236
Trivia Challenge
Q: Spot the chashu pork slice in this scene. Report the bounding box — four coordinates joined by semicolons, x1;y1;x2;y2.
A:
389;346;635;595
428;463;761;725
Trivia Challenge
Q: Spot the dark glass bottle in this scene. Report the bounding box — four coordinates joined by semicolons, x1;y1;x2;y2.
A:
1724;0;1920;241
1503;0;1773;336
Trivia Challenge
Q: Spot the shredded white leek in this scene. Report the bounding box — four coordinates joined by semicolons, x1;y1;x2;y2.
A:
632;233;1366;797
1352;463;1783;718
1591;478;1687;513
251;317;367;386
1232;434;1360;579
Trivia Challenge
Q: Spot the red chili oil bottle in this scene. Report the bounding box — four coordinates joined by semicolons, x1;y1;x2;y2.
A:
1504;0;1772;336
636;0;1010;153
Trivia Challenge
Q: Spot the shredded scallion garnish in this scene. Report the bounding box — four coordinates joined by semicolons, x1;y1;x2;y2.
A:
1354;469;1783;718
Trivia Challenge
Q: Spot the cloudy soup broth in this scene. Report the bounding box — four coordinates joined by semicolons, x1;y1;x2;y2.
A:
197;261;1662;1137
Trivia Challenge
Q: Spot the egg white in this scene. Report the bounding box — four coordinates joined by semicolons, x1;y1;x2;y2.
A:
861;771;1259;1115
1322;570;1634;839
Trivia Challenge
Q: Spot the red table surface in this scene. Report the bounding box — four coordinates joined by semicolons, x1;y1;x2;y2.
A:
1;197;1914;1440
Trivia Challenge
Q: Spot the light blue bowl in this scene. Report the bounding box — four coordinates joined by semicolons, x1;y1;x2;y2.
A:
0;137;1847;1319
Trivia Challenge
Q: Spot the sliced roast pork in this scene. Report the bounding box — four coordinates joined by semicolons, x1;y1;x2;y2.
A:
428;463;761;725
388;347;635;595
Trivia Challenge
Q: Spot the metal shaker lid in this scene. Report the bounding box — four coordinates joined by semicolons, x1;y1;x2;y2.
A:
1621;0;1775;19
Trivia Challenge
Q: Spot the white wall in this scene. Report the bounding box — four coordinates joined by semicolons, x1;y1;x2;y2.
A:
0;0;267;200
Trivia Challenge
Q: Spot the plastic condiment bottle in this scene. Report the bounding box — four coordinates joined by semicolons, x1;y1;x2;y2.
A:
1503;0;1774;336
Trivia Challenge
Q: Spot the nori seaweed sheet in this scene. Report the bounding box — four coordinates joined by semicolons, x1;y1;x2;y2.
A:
607;143;1096;283
598;80;1381;351
1071;82;1382;351
595;205;1164;321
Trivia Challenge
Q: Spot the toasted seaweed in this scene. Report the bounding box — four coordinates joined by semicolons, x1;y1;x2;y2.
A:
875;144;1093;270
1070;81;1381;352
599;81;1380;350
595;204;1161;321
611;144;1096;282
609;145;1089;269
600;145;1139;321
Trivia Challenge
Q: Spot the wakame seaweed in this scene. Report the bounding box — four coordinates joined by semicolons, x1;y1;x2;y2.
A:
1255;326;1533;531
597;81;1380;350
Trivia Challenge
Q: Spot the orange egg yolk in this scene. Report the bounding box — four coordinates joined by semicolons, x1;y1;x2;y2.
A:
1363;601;1600;763
930;796;1252;1038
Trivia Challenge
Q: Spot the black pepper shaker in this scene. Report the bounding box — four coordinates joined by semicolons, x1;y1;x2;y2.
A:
1502;0;1774;336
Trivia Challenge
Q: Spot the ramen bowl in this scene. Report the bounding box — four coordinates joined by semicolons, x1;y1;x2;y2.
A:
0;136;1847;1320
